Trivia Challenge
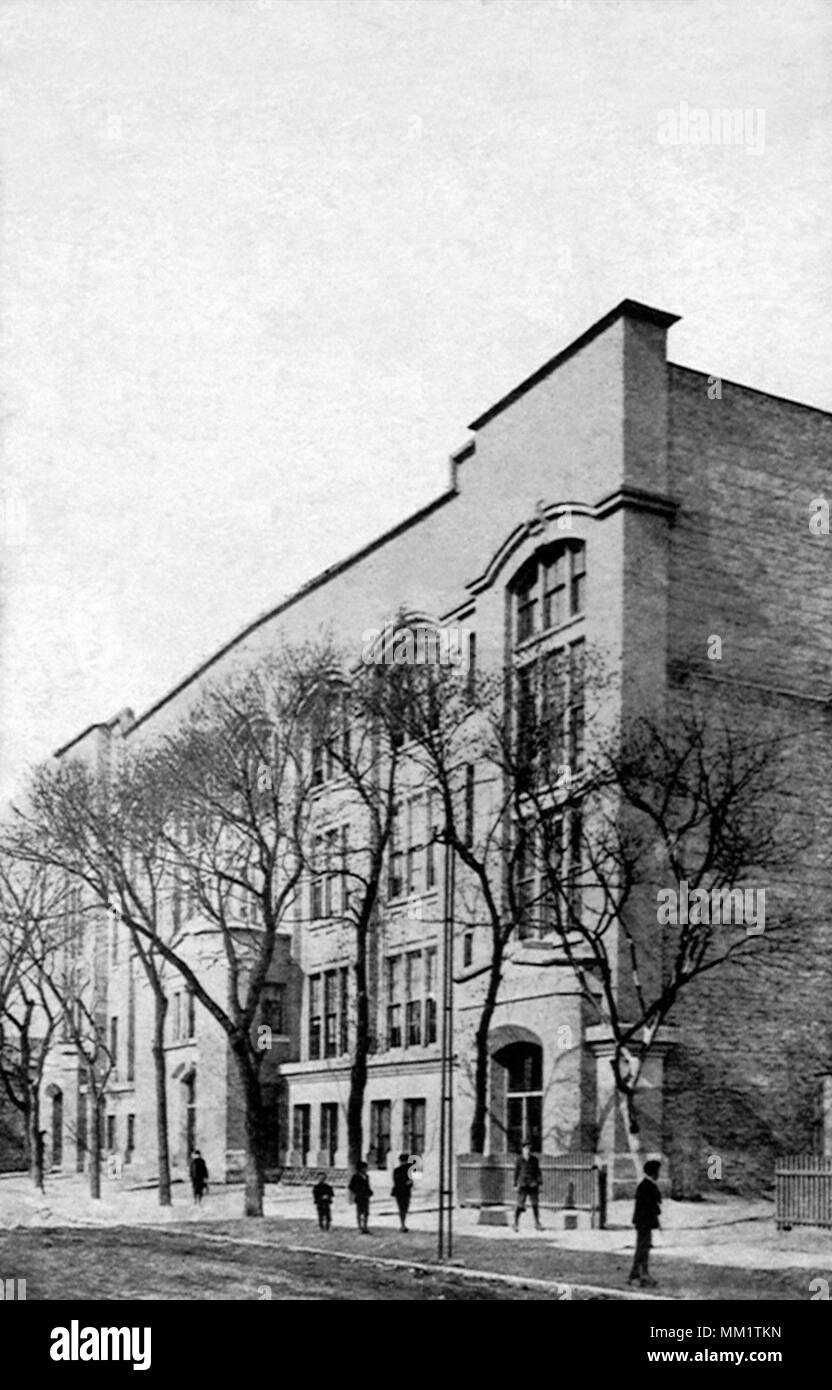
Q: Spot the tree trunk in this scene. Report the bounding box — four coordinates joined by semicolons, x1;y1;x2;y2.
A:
469;941;505;1154
151;990;172;1206
29;1090;44;1192
89;1091;102;1200
236;1050;266;1217
346;928;370;1171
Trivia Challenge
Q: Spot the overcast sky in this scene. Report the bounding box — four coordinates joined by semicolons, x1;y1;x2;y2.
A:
1;0;830;799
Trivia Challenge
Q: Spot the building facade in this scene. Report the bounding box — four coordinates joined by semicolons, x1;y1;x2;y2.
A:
41;299;832;1195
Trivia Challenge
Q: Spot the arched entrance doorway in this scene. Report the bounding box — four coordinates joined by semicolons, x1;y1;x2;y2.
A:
45;1084;63;1168
489;1027;543;1154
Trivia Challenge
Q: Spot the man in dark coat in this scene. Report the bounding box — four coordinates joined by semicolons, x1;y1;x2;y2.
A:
628;1159;662;1286
391;1152;414;1232
348;1161;373;1233
190;1149;209;1205
513;1141;543;1231
312;1173;335;1230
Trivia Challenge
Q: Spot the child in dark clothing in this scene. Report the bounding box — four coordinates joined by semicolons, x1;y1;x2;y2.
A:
312;1173;335;1230
348;1161;373;1233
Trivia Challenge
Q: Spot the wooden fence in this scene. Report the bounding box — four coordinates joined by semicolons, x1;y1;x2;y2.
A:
457;1153;602;1224
775;1154;832;1229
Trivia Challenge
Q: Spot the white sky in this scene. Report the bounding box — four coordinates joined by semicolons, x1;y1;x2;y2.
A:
1;0;830;798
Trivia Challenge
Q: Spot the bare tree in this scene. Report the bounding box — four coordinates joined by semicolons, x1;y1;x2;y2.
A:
507;685;805;1174
0;855;65;1190
14;749;188;1206
303;651;416;1172
149;647;317;1216
30;892;115;1200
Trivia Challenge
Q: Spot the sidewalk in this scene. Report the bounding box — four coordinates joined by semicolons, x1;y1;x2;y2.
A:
0;1169;829;1274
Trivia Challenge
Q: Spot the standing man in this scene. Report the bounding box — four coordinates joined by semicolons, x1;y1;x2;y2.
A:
348;1161;373;1234
628;1159;662;1287
513;1140;543;1232
391;1152;414;1232
189;1148;209;1206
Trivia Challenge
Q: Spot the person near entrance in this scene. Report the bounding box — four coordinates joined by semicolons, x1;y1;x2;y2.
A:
513;1140;543;1231
628;1159;662;1287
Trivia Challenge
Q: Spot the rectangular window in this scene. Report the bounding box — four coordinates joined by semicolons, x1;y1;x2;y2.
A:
389;804;404;900
425;946;438;1045
324;829;338;917
309;975;322;1061
568;807;583;922
172;993;181;1042
386;955;402;1049
570;544;586;616
425;792;437;889
324;970;338;1057
107;1114;116;1152
310;835;324;919
109;1016;119;1079
542;650;566;777
126;1114;135;1162
127;957;136;1083
516;830;537;939
464;763;475;848
463;931;473;968
311;707;326;786
466;631;477;697
516;665;537;777
369;1100;391;1169
340;826;350;915
292;1104;311;1165
568;640;585;770
406;795;423;896
186;986;196;1039
543;551;566;630
405;952;423;1046
339;967;349;1054
320;1102;339;1165
402;1098;426;1156
261;982;284;1036
406;999;422;1047
516;569;538;642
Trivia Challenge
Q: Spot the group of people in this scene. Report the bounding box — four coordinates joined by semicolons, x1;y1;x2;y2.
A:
190;1138;664;1288
313;1153;416;1233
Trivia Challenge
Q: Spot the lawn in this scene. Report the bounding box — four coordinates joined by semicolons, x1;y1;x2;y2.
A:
0;1216;823;1300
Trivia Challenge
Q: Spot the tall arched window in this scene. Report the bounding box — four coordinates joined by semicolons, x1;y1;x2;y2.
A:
493;1041;543;1153
510;540;586;938
513;540;585;646
511;540;586;785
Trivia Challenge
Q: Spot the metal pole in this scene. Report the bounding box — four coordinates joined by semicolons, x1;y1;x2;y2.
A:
437;836;446;1260
446;839;455;1260
437;830;455;1261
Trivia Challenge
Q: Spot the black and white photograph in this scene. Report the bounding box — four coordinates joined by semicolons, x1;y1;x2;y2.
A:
0;0;830;1360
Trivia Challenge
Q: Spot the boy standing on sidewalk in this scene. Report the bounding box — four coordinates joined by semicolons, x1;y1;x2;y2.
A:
513;1141;543;1231
628;1159;662;1287
312;1172;335;1230
348;1161;373;1233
